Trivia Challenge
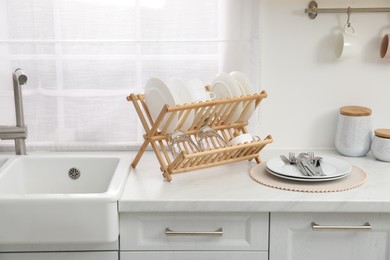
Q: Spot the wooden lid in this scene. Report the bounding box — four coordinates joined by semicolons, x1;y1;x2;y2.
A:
375;129;390;139
340;106;372;116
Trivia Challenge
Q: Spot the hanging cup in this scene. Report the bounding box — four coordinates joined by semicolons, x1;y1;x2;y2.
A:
380;34;390;60
335;24;361;60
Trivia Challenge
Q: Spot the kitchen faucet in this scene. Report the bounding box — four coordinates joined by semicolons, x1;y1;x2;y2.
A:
0;68;28;155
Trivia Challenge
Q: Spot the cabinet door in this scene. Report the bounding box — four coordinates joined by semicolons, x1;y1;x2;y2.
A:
270;213;390;260
121;251;267;260
120;212;268;251
0;251;118;260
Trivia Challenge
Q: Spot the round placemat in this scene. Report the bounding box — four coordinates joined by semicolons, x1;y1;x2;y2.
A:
249;163;367;193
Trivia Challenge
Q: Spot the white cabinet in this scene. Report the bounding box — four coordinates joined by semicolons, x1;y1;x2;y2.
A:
120;212;269;259
270;212;390;260
121;251;268;260
0;251;118;260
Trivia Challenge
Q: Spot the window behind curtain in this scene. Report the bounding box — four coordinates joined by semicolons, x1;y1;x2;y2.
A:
0;0;260;151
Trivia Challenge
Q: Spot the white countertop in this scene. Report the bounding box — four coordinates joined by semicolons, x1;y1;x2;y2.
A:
119;149;390;213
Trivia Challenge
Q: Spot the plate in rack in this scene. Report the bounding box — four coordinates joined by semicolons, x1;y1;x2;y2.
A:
229;71;256;121
168;78;195;131
145;78;178;133
210;72;243;124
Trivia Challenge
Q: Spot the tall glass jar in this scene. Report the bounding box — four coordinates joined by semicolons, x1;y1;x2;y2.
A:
335;105;372;157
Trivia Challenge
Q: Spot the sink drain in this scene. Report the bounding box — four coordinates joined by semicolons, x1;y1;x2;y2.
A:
68;167;81;180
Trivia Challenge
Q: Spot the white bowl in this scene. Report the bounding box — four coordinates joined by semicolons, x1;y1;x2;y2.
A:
228;133;260;146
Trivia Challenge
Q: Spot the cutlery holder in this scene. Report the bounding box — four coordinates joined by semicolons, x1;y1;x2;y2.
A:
127;90;272;181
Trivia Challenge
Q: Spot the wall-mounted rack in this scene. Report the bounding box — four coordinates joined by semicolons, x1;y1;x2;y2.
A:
305;1;390;19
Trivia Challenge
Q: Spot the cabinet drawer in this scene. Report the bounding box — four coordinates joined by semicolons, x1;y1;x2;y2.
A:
270;212;390;260
120;212;268;251
121;251;268;260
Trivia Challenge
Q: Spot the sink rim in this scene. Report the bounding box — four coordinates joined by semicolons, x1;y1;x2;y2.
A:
0;153;130;201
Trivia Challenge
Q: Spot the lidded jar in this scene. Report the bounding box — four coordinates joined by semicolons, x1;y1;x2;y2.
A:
371;129;390;162
335;105;372;157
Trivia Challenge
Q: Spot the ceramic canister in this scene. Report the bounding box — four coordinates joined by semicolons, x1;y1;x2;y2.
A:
371;129;390;162
335;106;373;157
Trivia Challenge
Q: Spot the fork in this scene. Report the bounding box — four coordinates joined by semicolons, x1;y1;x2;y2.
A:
281;154;310;176
280;155;292;165
308;152;326;176
289;152;296;164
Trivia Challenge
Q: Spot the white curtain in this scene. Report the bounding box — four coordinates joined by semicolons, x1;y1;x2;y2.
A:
0;0;260;151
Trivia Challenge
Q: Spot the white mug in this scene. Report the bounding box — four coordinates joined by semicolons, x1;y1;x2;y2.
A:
228;133;260;146
188;79;216;102
335;25;361;60
380;34;390;59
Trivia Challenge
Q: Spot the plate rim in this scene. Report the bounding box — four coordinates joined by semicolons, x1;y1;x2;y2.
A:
145;78;178;133
211;72;243;123
229;71;256;121
167;78;195;131
229;71;255;95
265;167;350;182
266;155;352;179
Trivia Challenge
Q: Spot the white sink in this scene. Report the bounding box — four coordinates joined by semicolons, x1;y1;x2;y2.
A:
0;154;130;244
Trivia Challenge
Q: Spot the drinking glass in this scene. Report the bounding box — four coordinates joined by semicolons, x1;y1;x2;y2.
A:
196;126;227;151
168;130;200;159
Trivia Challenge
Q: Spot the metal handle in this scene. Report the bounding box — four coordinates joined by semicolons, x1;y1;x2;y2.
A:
312;222;371;231
165;228;223;237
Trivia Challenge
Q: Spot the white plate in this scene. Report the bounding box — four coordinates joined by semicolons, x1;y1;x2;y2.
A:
229;71;256;121
168;78;195;131
266;156;352;179
266;167;349;182
144;78;178;133
266;166;349;180
211;72;243;123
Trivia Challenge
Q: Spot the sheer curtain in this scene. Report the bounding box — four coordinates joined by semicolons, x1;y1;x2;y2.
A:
0;0;260;151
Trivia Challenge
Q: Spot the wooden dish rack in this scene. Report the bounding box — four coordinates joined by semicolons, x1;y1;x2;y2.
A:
127;89;273;181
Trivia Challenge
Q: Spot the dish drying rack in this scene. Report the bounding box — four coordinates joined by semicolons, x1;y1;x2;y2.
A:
127;89;273;181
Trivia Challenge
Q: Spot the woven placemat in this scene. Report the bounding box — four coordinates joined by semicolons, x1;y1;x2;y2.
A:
249;163;367;193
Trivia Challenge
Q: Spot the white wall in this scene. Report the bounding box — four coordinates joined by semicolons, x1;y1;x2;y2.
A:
259;0;390;149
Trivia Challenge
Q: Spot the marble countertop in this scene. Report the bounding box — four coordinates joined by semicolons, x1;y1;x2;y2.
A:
119;149;390;213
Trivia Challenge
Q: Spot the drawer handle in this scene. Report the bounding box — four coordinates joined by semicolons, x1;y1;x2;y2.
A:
311;222;372;231
165;228;223;237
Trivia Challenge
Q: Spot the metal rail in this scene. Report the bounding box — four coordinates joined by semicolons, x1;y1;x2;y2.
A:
305;1;390;19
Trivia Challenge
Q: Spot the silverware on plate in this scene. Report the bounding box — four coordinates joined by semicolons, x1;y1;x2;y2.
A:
280;152;325;177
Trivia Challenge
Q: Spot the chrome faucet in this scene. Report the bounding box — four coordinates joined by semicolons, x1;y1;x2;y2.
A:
0;68;28;155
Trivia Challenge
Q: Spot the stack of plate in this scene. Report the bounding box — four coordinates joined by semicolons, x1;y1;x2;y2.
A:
144;71;257;133
145;78;195;133
210;71;256;123
266;156;352;182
